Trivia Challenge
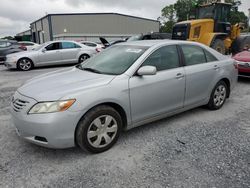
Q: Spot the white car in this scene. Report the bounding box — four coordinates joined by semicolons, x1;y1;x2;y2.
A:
18;41;40;51
80;41;104;52
5;40;97;71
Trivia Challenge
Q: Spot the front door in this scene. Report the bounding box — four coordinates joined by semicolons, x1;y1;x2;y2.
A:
38;42;62;65
129;45;186;124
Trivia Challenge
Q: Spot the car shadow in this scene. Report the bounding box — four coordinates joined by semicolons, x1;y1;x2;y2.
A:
238;77;250;83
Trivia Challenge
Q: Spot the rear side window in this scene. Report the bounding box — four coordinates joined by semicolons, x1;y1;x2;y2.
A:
181;45;206;66
61;42;80;49
83;42;97;47
204;49;218;62
45;42;61;51
142;45;180;71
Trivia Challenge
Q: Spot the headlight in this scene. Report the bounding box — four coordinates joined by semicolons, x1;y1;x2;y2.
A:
28;99;75;114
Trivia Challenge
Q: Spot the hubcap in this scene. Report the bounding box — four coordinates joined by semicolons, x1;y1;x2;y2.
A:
19;59;31;70
213;85;226;107
80;55;88;63
87;115;118;148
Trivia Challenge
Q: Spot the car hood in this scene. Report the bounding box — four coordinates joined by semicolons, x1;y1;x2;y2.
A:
18;67;116;101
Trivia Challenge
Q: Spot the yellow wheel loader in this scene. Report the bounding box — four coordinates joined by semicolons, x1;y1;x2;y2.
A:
172;2;250;54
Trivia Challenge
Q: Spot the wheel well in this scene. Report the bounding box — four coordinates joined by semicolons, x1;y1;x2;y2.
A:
17;57;34;64
74;102;128;146
221;78;230;98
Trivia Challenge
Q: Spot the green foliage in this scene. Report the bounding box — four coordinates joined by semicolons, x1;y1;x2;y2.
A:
160;0;247;32
1;36;14;40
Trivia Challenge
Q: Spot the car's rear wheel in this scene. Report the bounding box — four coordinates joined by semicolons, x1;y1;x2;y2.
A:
207;81;228;110
76;105;122;153
79;54;90;63
17;58;33;71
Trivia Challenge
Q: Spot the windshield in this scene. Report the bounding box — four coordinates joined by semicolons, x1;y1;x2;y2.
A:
198;6;215;19
78;45;148;75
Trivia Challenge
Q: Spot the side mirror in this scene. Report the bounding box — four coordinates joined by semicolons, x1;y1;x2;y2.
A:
137;66;157;76
42;48;46;53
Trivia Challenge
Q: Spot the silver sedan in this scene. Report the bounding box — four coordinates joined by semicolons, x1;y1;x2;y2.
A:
5;40;97;71
11;40;238;153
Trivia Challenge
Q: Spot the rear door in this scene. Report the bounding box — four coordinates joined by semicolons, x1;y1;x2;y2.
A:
180;45;219;106
38;42;62;65
129;45;186;123
60;42;81;64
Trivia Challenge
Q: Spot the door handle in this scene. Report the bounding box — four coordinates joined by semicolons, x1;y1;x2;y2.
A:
176;73;184;79
213;65;220;70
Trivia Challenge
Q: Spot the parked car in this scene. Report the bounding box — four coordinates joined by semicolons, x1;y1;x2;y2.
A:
0;40;26;62
232;49;250;78
18;41;40;51
4;40;97;71
11;40;237;153
80;41;104;52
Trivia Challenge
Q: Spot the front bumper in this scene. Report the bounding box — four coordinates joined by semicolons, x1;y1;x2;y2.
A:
4;59;17;69
10;91;81;149
238;63;250;78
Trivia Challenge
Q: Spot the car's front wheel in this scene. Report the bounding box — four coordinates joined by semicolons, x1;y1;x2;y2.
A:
207;80;228;110
76;105;122;153
17;58;34;71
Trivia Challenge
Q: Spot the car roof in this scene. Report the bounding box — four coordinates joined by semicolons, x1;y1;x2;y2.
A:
116;40;202;47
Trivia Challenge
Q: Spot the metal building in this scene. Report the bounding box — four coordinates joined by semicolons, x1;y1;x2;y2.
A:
30;13;160;44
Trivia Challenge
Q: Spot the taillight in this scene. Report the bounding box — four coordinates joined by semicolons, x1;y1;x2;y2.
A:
96;48;102;53
19;45;27;51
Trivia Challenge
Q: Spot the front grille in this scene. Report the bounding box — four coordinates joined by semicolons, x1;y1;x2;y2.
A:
12;98;29;112
238;63;250;68
172;23;190;40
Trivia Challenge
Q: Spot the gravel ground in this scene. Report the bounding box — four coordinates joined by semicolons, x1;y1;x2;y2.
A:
0;64;250;188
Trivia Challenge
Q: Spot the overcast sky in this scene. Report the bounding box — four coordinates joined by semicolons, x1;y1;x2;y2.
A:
0;0;249;38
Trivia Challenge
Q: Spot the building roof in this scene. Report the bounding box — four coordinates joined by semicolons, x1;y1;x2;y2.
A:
30;12;159;25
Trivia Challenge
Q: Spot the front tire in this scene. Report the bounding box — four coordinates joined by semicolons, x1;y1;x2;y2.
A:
17;58;33;71
76;105;122;153
211;39;226;55
207;81;228;110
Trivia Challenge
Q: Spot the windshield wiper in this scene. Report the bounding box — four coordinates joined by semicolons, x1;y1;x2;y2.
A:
83;67;102;74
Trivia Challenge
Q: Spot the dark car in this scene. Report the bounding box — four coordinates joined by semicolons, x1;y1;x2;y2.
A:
99;32;172;48
232;49;250;78
0;40;26;62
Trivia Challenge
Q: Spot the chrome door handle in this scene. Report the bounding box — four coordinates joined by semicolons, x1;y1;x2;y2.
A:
176;73;184;79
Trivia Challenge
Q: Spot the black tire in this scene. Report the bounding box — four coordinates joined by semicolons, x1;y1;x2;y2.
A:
17;58;34;71
78;54;90;63
207;81;228;110
211;39;226;55
76;105;122;153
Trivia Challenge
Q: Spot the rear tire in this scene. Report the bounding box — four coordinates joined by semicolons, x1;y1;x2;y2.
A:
76;105;122;153
211;39;226;55
17;58;34;71
207;81;228;110
78;54;90;63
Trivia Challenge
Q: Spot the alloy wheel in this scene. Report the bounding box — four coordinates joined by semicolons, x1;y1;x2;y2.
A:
19;59;32;71
213;85;226;107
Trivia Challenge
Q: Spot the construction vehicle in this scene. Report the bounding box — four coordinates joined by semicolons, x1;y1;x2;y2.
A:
172;0;250;54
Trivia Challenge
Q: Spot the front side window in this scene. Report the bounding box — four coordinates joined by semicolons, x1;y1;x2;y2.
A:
181;45;206;66
83;42;96;47
79;45;148;75
45;42;61;51
142;45;180;71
